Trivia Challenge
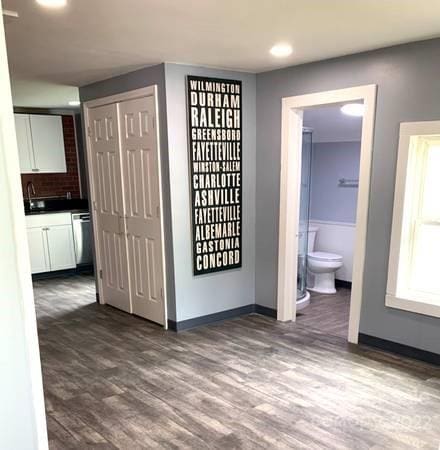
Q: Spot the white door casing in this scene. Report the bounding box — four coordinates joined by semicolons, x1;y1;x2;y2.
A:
119;96;165;325
278;85;377;344
88;103;132;313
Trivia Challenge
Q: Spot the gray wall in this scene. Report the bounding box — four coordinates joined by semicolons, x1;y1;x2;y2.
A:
79;64;177;320
310;141;360;223
256;38;440;354
164;63;256;321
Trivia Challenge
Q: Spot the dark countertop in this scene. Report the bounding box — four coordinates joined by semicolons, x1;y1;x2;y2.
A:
25;208;89;216
24;198;90;216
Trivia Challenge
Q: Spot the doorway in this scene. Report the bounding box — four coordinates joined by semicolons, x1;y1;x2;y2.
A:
84;86;168;327
277;85;377;343
296;105;363;338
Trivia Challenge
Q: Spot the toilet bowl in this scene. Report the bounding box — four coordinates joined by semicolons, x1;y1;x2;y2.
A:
307;251;343;294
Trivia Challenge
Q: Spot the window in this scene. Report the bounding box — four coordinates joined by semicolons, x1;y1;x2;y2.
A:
386;121;440;317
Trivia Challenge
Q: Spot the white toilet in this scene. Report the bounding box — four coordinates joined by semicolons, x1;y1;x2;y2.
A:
307;226;343;294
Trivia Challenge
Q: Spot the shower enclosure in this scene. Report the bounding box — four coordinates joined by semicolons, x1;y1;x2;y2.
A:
296;128;313;310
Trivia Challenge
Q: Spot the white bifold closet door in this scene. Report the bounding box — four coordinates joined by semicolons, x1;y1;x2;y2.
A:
88;103;131;313
88;93;165;325
119;96;165;325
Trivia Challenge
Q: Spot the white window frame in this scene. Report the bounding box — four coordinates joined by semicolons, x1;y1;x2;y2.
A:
386;120;440;318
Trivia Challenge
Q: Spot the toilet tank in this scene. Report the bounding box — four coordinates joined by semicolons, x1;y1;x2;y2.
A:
307;226;318;253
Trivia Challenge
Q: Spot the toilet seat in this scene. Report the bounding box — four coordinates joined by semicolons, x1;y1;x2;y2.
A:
308;251;342;262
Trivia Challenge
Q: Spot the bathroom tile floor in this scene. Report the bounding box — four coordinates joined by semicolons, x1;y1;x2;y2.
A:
296;286;351;339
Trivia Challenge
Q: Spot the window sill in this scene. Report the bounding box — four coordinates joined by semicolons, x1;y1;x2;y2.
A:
386;293;440;318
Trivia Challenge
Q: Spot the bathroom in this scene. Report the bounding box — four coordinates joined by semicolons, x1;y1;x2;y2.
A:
296;103;363;338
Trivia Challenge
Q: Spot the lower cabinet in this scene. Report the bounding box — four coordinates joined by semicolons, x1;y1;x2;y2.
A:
26;227;50;274
46;225;77;271
26;213;76;274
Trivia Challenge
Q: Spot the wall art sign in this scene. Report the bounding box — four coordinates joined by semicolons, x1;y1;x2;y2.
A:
187;75;242;275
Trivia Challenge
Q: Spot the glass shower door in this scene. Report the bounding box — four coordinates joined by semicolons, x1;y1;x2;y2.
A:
297;128;313;301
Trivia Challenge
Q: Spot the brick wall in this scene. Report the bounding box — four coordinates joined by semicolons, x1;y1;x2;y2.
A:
21;115;81;199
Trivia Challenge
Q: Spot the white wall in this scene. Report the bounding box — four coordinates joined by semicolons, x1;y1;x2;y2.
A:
310;220;356;282
0;5;48;448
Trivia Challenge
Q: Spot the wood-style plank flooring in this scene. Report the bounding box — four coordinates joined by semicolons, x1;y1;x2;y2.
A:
296;288;351;339
34;275;440;449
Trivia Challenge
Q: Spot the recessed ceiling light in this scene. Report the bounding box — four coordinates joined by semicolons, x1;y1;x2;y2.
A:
341;103;364;117
68;100;80;106
36;0;67;8
270;43;293;58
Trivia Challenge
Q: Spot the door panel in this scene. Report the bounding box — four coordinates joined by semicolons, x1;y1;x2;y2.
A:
89;104;131;313
46;225;76;271
119;96;165;325
30;115;66;173
27;227;50;274
14;114;34;173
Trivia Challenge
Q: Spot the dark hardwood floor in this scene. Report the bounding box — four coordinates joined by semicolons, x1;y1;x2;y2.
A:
296;288;351;339
34;275;440;449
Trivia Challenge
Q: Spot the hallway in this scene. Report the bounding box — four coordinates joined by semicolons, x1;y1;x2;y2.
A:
35;276;440;449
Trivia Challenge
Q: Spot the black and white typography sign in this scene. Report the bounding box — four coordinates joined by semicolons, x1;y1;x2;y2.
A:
187;75;242;275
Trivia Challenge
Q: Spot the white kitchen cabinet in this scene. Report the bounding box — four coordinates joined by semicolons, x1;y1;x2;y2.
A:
15;113;34;174
46;225;76;271
26;227;50;274
30;115;66;173
26;213;76;274
14;113;66;174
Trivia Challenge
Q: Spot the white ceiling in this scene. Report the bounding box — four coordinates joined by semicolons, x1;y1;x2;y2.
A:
10;79;79;109
4;0;440;108
303;105;362;143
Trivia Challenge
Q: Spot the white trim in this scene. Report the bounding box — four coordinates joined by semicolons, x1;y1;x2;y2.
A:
151;86;169;330
0;5;48;447
277;106;303;322
309;219;356;228
277;85;377;344
83;86;168;328
386;294;440;318
386;120;440;319
82;103;104;303
84;86;155;108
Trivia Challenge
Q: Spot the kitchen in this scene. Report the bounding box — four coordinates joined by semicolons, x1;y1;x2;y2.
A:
15;110;93;277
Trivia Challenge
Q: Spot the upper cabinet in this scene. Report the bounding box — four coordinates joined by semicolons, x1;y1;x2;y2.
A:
14;113;34;172
14;113;67;174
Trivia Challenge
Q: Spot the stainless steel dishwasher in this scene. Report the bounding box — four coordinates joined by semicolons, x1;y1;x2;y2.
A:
72;212;93;266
